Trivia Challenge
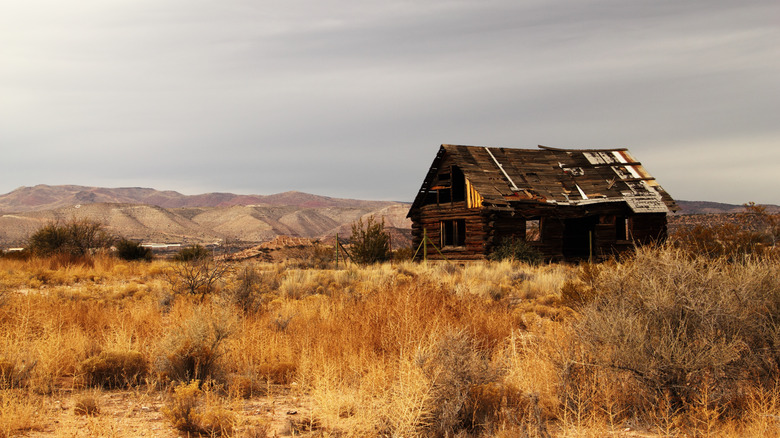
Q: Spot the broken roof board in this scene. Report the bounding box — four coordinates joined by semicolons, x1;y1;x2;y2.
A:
409;144;677;215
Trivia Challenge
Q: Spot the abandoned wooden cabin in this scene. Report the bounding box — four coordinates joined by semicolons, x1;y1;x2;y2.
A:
407;144;678;261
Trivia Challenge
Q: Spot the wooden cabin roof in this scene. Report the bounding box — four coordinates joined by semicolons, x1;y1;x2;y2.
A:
409;144;678;215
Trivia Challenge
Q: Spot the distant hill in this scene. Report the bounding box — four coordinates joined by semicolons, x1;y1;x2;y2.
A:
0;185;411;248
674;200;779;215
0;185;395;213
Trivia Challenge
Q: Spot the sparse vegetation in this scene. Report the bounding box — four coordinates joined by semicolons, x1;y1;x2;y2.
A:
1;232;779;436
672;202;779;259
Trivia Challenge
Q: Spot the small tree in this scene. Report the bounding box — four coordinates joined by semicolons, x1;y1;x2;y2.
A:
115;238;153;261
349;215;391;264
166;245;232;302
28;219;113;257
173;244;210;262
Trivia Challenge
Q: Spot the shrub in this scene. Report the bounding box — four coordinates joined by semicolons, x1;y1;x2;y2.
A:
166;250;232;301
488;237;542;264
227;266;281;313
392;246;414;262
285;242;336;269
162;380;235;436
173;245;210;262
114;239;152;261
28;219;113;257
156;307;235;383
349;216;391;264
162;380;202;433
0;389;43;436
417;330;505;437
671;202;779;259
73;392;101;416
0;358;36;389
78;351;147;389
672;222;765;259
256;362;297;385
570;245;780;423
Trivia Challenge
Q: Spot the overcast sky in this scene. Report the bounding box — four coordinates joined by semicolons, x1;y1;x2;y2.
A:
2;0;778;204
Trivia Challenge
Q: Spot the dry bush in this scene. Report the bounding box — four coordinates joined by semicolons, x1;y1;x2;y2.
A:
78;350;147;388
166;255;232;301
0;358;36;389
256;362;297;385
226;266;279;313
569;244;780;430
672;202;779;259
0;389;43;437
162;380;236;436
285;242;336;269
416;330;502;436
155;304;237;384
73;391;101;416
489;236;542;264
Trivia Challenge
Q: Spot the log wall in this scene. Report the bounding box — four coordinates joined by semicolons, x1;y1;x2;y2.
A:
410;203;488;260
409;204;668;262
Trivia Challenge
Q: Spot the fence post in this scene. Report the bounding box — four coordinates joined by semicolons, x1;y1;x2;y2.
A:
335;233;339;268
423;228;428;262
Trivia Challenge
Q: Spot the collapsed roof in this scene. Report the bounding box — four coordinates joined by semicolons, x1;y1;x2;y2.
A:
409;144;678;214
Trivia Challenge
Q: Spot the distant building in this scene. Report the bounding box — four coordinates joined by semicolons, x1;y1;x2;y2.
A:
407;144;678;261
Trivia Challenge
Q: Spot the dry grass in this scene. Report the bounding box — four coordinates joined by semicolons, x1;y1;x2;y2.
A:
1;248;779;436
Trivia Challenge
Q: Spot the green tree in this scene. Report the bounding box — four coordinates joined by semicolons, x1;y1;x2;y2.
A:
28;219;113;257
115;238;153;261
349;215;391;264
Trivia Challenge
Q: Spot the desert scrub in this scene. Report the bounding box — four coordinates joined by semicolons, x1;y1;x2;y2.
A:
78;350;147;388
226;265;280;313
155;303;237;384
162;380;235;436
73;390;101;416
416;330;507;437
0;389;43;437
570;245;780;429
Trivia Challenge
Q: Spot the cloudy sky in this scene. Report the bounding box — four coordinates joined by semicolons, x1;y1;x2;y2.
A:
2;0;778;204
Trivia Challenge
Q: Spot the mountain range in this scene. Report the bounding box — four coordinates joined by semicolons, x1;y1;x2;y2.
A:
0;185;776;248
0;185;411;247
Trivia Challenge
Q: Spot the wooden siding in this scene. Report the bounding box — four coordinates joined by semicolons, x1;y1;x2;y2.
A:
411;204;487;260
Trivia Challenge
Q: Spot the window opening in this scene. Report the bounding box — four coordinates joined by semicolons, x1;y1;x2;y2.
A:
441;219;466;247
526;219;541;242
616;216;629;241
451;166;465;202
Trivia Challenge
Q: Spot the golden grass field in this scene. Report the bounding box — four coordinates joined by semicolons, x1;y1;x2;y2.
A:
1;245;779;437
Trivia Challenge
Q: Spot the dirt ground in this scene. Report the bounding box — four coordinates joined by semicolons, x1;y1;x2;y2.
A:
23;385;315;437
